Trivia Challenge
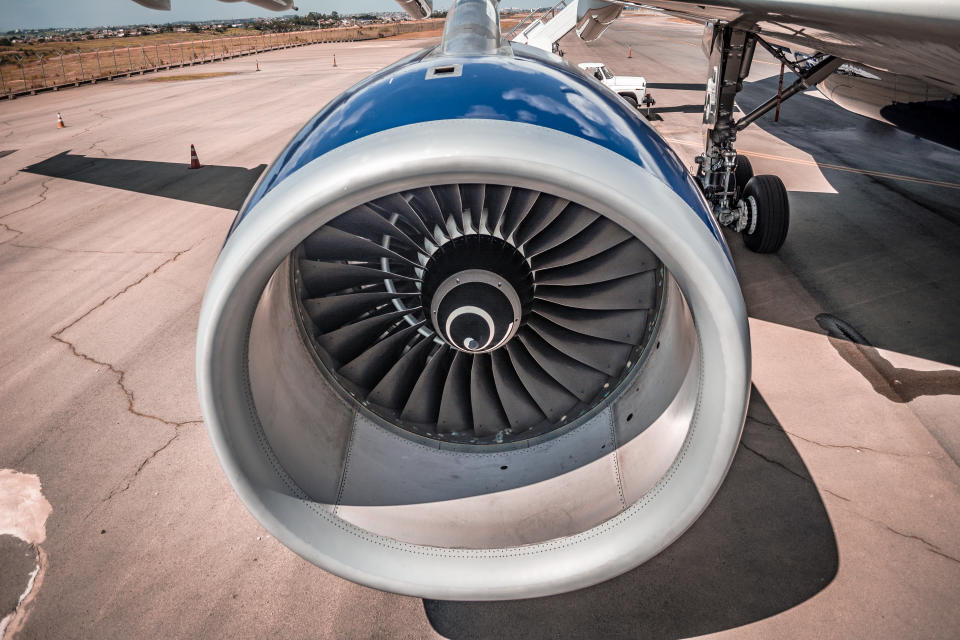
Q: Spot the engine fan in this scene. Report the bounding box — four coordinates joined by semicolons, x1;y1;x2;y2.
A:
293;183;664;446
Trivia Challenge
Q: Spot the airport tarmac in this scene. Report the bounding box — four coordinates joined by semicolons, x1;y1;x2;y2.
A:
0;15;958;640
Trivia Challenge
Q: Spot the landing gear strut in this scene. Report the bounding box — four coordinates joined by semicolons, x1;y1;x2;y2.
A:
695;22;841;253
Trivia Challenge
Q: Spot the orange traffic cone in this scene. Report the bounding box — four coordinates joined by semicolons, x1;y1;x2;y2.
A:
57;112;65;128
189;144;202;170
332;54;337;68
627;46;632;58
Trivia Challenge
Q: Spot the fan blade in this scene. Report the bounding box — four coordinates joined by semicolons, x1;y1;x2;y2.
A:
533;301;650;344
504;341;578;423
434;185;464;234
328;205;424;254
499;188;539;241
530;218;631;270
304;291;417;333
437;351;473;434
408;187;447;234
461;183;485;233
490;349;545;432
535;271;658;310
483;185;512;234
338;322;425;390
401;347;452;424
535;239;658;286
303;226;419;267
371;194;434;240
470;354;510;436
523;204;598;258
512;196;569;247
367;334;438;410
527;316;633;374
516;329;607;401
316;308;409;364
300;260;419;297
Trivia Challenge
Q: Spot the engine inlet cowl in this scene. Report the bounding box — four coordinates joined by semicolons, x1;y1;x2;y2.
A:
197;57;748;600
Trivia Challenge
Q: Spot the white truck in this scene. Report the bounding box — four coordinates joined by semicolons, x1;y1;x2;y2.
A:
578;62;648;109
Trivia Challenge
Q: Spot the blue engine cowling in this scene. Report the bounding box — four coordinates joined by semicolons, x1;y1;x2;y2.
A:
234;43;722;247
198;1;748;600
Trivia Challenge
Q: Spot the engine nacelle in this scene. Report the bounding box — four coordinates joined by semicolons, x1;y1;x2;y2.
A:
197;3;749;600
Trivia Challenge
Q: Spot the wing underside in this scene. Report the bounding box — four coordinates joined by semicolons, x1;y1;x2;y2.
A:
616;0;960;93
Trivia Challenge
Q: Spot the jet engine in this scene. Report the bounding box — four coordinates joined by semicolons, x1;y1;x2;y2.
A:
197;0;749;600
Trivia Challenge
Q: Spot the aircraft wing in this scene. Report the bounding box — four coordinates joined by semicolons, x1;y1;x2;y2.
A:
615;0;960;94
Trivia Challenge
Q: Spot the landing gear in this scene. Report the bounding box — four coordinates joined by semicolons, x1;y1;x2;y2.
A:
642;92;657;119
695;21;841;253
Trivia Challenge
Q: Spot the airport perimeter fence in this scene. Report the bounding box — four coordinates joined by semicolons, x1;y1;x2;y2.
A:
0;20;437;99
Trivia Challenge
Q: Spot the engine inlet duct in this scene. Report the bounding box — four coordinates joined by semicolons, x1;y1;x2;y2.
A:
197;0;749;600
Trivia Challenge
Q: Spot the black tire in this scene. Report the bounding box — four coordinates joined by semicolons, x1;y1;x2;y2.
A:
734;155;753;199
621;94;639;109
741;174;789;253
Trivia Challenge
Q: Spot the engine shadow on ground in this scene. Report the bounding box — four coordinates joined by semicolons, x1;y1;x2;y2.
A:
731;75;960;368
651;103;703;114
645;82;706;91
423;388;838;640
22;151;266;211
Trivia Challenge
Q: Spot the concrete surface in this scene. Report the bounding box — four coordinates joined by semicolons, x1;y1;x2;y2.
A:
0;15;958;639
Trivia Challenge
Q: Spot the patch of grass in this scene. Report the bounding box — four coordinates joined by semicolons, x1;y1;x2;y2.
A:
148;71;239;82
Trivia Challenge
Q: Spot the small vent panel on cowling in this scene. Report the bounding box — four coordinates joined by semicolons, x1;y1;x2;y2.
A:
292;183;664;446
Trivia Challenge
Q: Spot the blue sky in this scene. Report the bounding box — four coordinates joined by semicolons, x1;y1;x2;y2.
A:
1;1;540;31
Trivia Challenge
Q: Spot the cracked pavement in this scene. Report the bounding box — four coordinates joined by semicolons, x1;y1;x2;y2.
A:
0;37;443;640
1;16;959;640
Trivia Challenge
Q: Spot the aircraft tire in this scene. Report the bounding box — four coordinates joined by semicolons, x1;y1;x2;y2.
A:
741;174;789;253
734;155;754;199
